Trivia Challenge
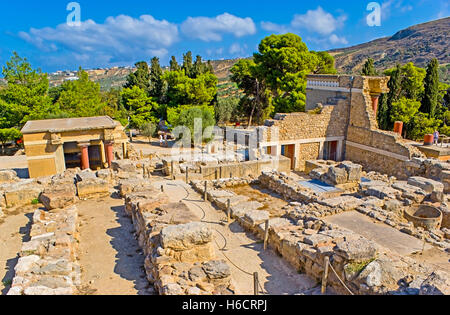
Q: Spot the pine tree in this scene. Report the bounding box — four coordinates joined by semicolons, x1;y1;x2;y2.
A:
382;64;402;130
361;58;377;76
421;58;439;118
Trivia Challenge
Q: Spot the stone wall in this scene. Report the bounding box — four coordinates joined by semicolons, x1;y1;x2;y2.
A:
191;173;450;295
121;179;236;295
7;205;81;295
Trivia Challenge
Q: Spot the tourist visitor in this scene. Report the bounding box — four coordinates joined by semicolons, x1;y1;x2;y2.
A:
433;130;440;145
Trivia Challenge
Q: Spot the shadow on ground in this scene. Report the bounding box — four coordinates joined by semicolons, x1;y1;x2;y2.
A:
106;205;153;295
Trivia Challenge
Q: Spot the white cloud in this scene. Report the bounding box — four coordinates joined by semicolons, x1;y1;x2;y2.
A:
261;7;347;47
229;43;248;56
291;7;347;35
181;13;256;41
19;15;179;65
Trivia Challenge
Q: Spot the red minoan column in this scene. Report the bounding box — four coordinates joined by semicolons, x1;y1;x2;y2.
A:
80;144;90;170
394;121;404;137
371;94;380;115
105;141;114;168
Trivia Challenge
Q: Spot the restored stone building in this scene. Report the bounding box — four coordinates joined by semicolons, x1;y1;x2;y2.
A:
21;116;128;178
257;74;425;178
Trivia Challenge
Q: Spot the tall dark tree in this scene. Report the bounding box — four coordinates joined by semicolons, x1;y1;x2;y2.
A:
381;64;402;130
182;51;193;78
124;61;150;92
361;58;377;76
421;58;439;118
169;56;180;72
192;55;206;78
149;57;164;101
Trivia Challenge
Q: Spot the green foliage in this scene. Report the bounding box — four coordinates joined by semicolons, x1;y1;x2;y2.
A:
361;58;377;76
312;51;337;74
408;112;441;141
124;61;150;92
215;97;240;124
0;52;52;126
31;198;40;205
149;57;164;100
53;68;105;118
140;122;157;142
163;70;217;107
0;128;22;149
170;56;181;72
384;63;426;101
421;59;440;118
120;86;158;128
390;97;421;125
168;105;215;143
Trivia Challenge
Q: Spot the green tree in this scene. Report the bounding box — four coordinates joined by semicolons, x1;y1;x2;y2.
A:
124;61;150;92
0;128;21;154
230;59;272;126
0;52;52;126
361;58;377;76
149;57;164;101
421;58;440;118
170;56;180;72
312;51;337;74
169;105;215;144
408;112;441;141
215;97;240;124
120;86;158;128
140;122;156;143
182;51;193;78
53;68;105;118
163;70;217;107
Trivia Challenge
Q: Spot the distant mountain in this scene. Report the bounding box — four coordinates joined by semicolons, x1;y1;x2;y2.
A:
45;17;450;90
329;17;450;79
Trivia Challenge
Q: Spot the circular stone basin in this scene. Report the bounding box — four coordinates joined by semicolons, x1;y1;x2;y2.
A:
404;205;442;230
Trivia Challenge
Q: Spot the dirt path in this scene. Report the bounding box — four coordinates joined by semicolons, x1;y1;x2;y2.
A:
153;180;317;295
77;197;153;295
0;210;33;295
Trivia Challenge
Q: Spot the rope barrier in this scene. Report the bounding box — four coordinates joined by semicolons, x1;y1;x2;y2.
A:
172;181;267;294
327;262;355;295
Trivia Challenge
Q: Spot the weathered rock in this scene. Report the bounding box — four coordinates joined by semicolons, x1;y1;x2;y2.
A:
334;238;378;262
407;177;444;195
231;201;264;218
39;190;76;210
0;169;18;182
419;271;450;295
365;185;399;200
160;222;213;251
338;162;362;182
76;178;109;199
111;159;136;173
244;210;270;226
324;166;348;185
202;260;231;280
3;182;42;207
75;170;97;182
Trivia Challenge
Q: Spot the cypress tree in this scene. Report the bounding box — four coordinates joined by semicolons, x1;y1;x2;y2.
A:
124;61;150;92
182;51;193;78
149;57;163;100
169;56;180;72
361;58;377;76
421;58;439;118
383;64;402;130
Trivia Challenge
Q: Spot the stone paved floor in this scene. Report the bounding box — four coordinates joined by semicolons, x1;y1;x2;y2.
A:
153;179;317;295
324;211;432;256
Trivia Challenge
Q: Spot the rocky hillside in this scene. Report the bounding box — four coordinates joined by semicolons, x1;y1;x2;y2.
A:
329;17;450;76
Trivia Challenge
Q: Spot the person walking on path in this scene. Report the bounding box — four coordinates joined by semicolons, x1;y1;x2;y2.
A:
433;130;440;145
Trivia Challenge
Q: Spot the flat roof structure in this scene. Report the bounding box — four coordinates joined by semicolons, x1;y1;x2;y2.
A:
21;116;117;134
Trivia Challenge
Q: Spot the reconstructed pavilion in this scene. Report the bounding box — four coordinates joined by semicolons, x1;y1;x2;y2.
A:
21;116;128;178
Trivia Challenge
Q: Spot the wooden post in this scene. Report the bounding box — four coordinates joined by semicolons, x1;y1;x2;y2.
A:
263;220;269;250
186;167;189;184
227;199;231;223
253;272;259;295
215;169;218;180
171;161;174;178
219;166;223;179
161;185;164;192
321;256;330;295
230;172;233;179
204;181;208;201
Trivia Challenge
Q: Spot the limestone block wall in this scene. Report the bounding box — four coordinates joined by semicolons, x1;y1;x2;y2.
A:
7;205;81;295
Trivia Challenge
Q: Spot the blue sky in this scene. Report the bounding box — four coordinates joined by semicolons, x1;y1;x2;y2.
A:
0;0;448;73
